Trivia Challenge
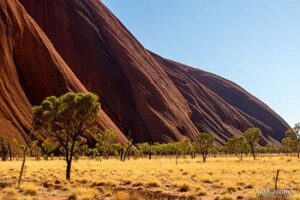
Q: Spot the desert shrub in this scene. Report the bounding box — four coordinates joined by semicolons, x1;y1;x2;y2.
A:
177;183;191;192
113;191;144;200
145;181;160;188
21;183;38;196
69;187;99;200
1;187;19;200
244;128;261;160
194;132;215;162
256;194;290;200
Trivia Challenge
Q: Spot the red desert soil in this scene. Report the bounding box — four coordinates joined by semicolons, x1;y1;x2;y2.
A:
0;0;289;144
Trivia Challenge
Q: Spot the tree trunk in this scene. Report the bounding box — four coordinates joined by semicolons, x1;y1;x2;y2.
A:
66;160;72;181
18;130;32;188
18;145;28;188
66;136;76;181
8;144;12;161
274;169;280;190
123;144;132;162
149;146;152;160
251;146;256;160
120;149;123;161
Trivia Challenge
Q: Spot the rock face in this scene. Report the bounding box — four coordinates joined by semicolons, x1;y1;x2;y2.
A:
0;0;127;144
0;0;289;144
18;0;199;143
153;54;289;144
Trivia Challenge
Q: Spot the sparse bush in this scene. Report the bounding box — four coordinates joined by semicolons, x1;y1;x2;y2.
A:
146;181;160;188
177;183;191;192
194;132;215;162
41;138;58;160
225;136;249;160
1;187;19;200
256;193;290;200
95;130;118;159
21;183;38;196
69;187;99;200
113;191;144;200
244;128;261;160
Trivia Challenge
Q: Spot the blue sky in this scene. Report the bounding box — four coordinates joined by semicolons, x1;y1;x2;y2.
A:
103;0;300;126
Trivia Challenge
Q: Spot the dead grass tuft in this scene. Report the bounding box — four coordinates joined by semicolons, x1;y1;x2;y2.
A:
68;187;99;200
113;191;144;200
21;183;38;196
145;181;160;188
177;183;191;192
1;187;19;200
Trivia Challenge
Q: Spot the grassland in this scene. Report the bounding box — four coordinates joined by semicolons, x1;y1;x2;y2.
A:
0;156;299;200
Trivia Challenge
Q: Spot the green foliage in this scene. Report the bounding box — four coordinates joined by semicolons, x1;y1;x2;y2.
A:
30;140;42;160
32;92;100;180
282;127;300;158
176;138;192;156
285;128;298;140
282;138;294;152
95;129;117;158
41;138;58;160
265;144;279;154
152;142;176;156
136;142;152;157
244;128;261;146
294;123;300;137
33;92;100;134
136;139;193;160
225;136;249;160
194;132;215;162
244;128;261;160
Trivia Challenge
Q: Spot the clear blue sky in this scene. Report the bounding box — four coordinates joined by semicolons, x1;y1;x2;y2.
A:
103;0;300;126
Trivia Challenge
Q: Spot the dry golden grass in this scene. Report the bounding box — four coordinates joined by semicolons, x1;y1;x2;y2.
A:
21;183;39;196
0;156;299;199
113;191;144;200
68;187;99;200
1;187;19;200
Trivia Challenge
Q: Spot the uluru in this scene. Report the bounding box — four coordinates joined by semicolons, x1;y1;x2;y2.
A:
0;0;290;145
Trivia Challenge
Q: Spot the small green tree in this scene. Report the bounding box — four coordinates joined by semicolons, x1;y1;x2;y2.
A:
282;128;299;158
174;138;191;165
118;137;133;162
137;142;153;159
282;137;293;156
41;138;58;160
30;140;42;160
194;132;215;162
285;128;298;140
265;144;279;157
190;142;197;159
244;128;261;160
33;92;100;181
95;129;117;159
294;124;300;158
226;136;249;160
